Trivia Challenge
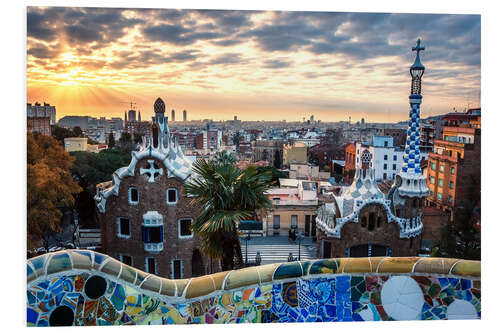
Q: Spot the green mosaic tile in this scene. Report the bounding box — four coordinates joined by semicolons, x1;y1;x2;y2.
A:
47;252;72;275
308;259;339;275
273;262;302;280
428;283;440;298
299;261;312;275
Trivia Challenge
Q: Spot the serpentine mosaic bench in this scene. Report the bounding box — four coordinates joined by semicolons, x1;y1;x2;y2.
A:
27;250;481;326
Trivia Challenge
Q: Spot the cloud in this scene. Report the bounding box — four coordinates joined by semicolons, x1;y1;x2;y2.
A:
262;59;292;69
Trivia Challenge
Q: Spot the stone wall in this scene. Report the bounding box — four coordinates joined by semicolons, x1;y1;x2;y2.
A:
27;250;480;326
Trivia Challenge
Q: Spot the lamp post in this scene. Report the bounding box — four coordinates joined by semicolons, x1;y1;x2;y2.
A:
297;235;304;261
245;234;251;266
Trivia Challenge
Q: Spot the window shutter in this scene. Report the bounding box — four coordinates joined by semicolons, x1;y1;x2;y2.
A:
142;226;146;242
180;260;184;279
160;226;163;242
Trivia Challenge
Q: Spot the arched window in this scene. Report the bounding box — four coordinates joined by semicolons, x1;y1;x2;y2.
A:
368;213;375;231
377;216;382;228
361;216;367;228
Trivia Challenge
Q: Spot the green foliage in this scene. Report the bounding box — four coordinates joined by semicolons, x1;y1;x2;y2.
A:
27;132;82;250
432;175;480;260
256;165;288;186
70;148;131;191
185;157;272;270
108;132;116;148
214;150;237;165
51;125;83;145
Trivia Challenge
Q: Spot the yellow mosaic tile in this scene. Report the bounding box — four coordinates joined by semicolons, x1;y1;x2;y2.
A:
412;258;460;275
159;278;176;297
256;263;279;283
69;251;92;270
175;279;191;297
100;258;121;277
343;257;372;273
337;258;349;273
210;271;229;291
377;257;420;273
185;276;215;299
224;267;260;290
368;257;386;272
451;260;481;277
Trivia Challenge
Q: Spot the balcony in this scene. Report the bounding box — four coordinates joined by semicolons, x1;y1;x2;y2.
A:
144;242;163;252
273;199;318;206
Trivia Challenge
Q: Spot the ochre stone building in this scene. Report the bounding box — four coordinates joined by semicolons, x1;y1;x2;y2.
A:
95;98;208;279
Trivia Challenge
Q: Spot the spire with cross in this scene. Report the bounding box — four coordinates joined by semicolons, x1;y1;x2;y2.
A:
395;39;429;198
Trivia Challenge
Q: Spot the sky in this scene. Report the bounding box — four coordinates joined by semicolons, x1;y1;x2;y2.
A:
26;7;481;122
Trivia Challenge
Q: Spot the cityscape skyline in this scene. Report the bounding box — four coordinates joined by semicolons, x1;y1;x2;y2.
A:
27;8;480;122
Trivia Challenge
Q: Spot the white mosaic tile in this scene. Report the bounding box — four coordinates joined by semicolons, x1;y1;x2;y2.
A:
381;276;424;320
447;299;478;320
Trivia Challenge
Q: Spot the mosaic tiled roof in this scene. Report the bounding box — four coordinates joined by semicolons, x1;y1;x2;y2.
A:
339;168;385;216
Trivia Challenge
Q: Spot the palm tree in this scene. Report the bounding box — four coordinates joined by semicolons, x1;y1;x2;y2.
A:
185;156;272;271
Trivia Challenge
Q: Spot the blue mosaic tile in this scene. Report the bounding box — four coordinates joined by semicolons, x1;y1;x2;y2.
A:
460;279;471;290
94;252;107;266
27;307;38;325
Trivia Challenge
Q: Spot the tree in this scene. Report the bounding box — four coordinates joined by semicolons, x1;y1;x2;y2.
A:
432;175;480;260
108;132;116;148
185;158;272;271
27;133;82;251
118;132;135;154
73;126;83;137
70;149;131;227
214;150;237;165
256;165;288;186
51;125;76;145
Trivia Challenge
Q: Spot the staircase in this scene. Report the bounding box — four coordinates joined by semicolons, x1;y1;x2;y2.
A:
240;236;317;265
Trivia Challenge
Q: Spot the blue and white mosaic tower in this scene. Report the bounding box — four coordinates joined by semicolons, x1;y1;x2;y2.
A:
396;39;429;197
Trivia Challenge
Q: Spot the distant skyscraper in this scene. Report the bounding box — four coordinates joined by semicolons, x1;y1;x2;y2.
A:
234;115;237;121
361;118;365;125
171;109;175;122
138;111;141;122
124;111;127;123
183;110;187;122
310;115;314;122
